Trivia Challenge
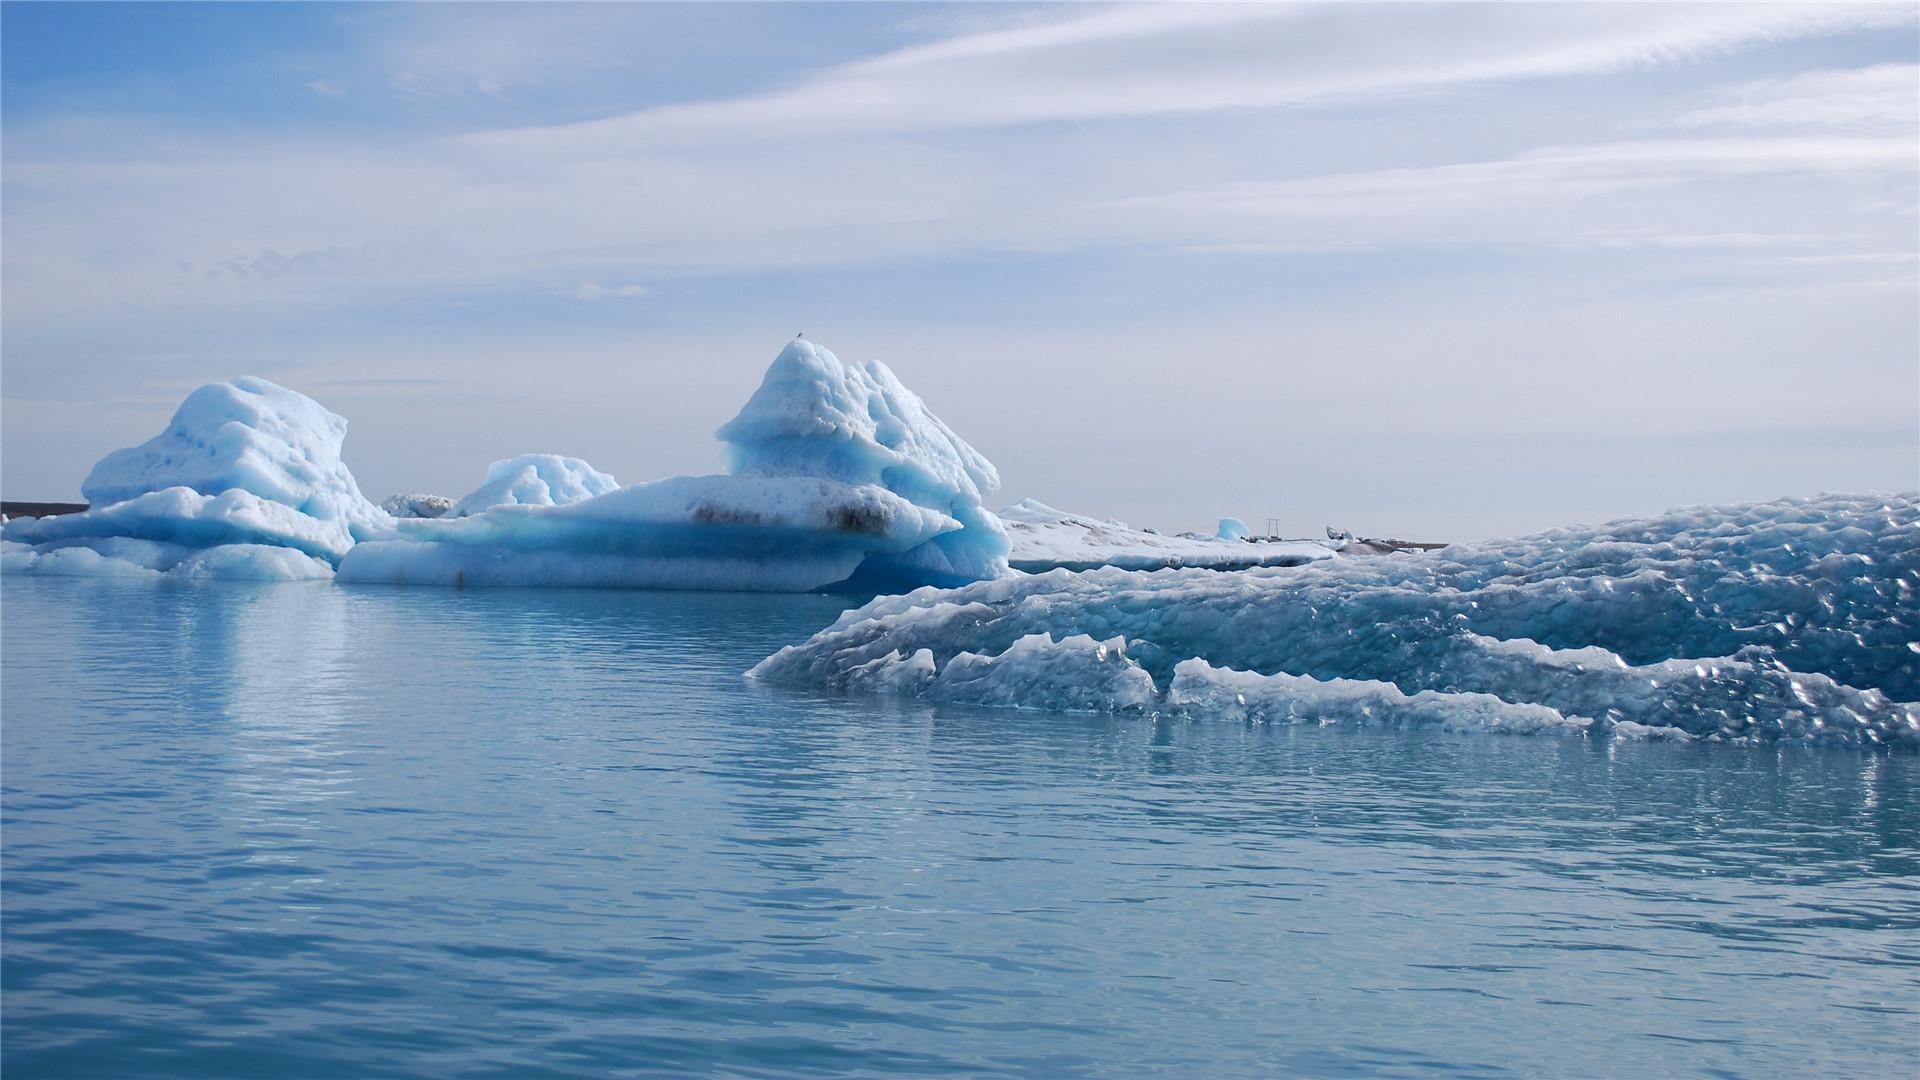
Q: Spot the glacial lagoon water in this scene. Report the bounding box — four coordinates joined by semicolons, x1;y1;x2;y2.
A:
3;575;1916;1078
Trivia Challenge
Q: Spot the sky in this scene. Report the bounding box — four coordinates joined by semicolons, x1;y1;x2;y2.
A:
3;2;1916;540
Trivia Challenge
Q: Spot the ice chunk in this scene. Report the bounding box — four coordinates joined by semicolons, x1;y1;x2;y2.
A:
1217;517;1251;541
1;532;333;580
446;454;618;517
997;498;1089;525
752;494;1920;745
1166;659;1585;736
381;493;455;519
172;544;335;580
3;377;386;579
1;542;165;579
341;341;1010;591
717;341;996;504
715;340;1008;586
340;475;959;591
80;376;385;536
1001;498;1329;573
5;487;359;561
830;630;1157;711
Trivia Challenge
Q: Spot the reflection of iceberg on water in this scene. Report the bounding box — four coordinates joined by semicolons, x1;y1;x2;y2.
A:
337;340;1011;591
2;377;390;580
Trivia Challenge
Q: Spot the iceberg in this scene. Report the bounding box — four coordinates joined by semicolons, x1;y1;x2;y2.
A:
752;494;1920;746
1216;516;1251;541
2;377;388;580
338;340;1011;592
1001;498;1329;572
381;493;455;519
445;454;619;517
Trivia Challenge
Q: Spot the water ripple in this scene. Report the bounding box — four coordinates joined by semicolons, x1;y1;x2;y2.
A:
4;576;1917;1078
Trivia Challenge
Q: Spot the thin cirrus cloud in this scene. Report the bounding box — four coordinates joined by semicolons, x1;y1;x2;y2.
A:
1124;136;1919;213
1672;63;1920;131
463;2;1917;149
1094;135;1916;266
573;282;650;301
1;2;1914;530
3;2;1915;328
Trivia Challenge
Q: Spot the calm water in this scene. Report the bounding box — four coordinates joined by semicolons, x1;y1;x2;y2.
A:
3;576;1917;1079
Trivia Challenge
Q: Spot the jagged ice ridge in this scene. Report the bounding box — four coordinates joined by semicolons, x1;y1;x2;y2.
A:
751;494;1920;745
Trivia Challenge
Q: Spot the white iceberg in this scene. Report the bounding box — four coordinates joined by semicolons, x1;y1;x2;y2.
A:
446;454;619;518
381;493;455;519
752;493;1920;746
1001;498;1329;573
2;377;388;580
338;340;1011;592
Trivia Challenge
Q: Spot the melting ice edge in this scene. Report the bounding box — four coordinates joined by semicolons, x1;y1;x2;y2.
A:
6;341;1915;746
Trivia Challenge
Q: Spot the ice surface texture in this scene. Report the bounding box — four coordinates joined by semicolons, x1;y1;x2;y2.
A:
79;376;387;541
753;494;1920;745
381;493;455;519
718;341;1009;587
3;378;388;580
339;341;1010;591
447;454;619;517
1001;498;1328;572
5;343;1007;591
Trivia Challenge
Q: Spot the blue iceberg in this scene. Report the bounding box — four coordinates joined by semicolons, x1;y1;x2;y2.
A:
446;454;620;518
2;377;388;580
380;493;455;519
751;494;1920;745
999;499;1330;572
337;340;1010;591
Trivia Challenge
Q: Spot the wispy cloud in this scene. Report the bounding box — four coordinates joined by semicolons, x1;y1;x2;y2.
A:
573;282;650;301
1101;136;1917;258
3;4;1914;529
1785;251;1920;264
1132;137;1918;208
361;4;636;100
1674;63;1920;132
466;2;1916;147
4;4;1915;329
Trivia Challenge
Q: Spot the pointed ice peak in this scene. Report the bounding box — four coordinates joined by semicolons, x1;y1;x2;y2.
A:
715;339;999;504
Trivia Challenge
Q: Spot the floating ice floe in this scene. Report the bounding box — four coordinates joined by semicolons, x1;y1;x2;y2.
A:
1001;498;1329;573
2;377;388;580
337;340;1010;591
752;493;1920;745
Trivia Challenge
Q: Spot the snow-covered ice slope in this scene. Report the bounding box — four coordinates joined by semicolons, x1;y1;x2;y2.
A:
3;377;387;580
1002;499;1330;572
447;454;619;517
753;494;1920;745
338;341;1010;591
718;340;1008;586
